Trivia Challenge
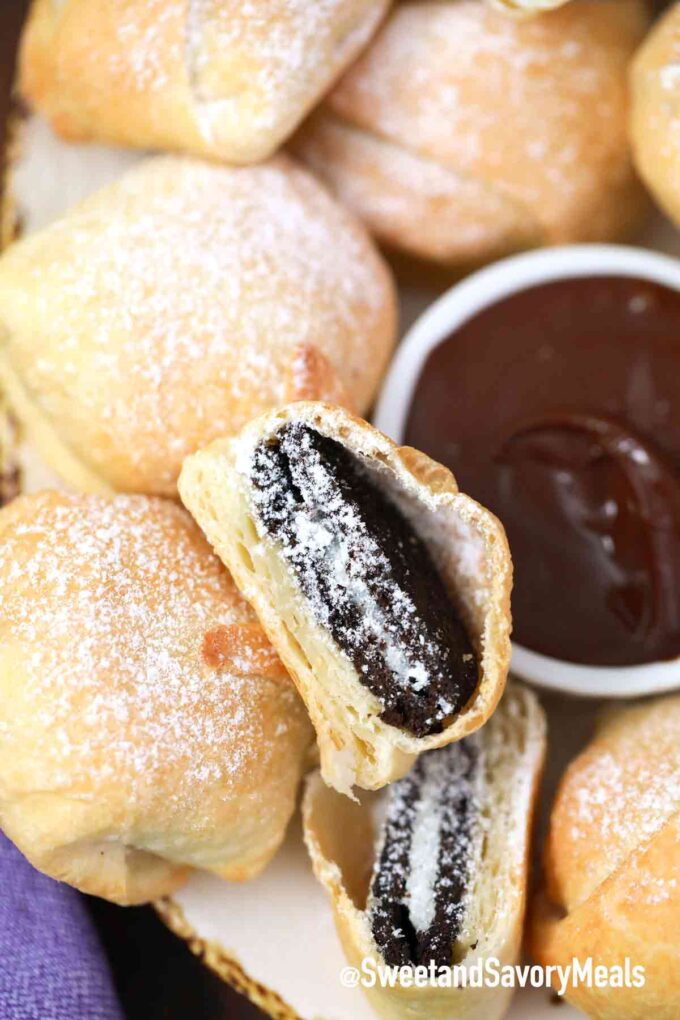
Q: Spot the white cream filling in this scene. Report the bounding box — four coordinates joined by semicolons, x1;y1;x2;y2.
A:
290;509;433;695
404;773;444;933
405;741;484;936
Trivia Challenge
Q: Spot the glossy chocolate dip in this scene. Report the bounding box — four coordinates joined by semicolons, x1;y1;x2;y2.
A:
405;276;680;667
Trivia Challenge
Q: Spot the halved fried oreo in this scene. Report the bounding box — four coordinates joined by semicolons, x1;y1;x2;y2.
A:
303;685;546;1020
179;402;512;794
249;422;478;739
368;738;480;969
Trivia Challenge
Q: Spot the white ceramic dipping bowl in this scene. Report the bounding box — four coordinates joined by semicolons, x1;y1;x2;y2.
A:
374;245;680;698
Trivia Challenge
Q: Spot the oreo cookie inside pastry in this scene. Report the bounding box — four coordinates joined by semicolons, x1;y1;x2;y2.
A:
303;685;546;1020
179;402;512;794
249;423;478;738
369;739;480;968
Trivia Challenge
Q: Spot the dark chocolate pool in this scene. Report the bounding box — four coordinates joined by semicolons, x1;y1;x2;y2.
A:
369;739;479;968
249;423;477;737
406;275;680;667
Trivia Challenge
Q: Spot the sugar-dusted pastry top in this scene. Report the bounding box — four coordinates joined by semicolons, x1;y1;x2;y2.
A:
324;0;647;229
0;155;396;495
544;696;680;912
1;492;265;797
0;491;312;903
530;694;680;1020
20;0;390;162
294;0;649;266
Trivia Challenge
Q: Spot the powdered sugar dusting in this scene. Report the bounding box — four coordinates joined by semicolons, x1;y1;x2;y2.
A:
103;0;380;103
363;686;543;966
296;116;540;259
325;1;641;241
659;63;680;92
187;0;388;143
107;0;182;92
405;741;481;935
554;701;680;910
628;865;678;907
0;156;392;493
569;745;680;848
0;492;306;816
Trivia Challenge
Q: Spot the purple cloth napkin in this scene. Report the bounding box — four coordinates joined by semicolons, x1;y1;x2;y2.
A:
0;831;124;1020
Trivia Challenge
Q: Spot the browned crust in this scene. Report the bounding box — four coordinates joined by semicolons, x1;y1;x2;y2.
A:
284;342;356;413
530;815;680;1020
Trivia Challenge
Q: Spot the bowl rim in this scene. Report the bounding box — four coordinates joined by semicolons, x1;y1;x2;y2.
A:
373;243;680;698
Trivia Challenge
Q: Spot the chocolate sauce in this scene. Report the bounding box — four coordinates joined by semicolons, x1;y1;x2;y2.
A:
405;276;680;666
369;739;478;968
249;423;478;736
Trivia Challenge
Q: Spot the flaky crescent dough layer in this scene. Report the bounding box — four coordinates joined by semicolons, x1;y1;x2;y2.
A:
302;685;546;1020
19;0;390;164
529;694;680;1020
179;402;512;795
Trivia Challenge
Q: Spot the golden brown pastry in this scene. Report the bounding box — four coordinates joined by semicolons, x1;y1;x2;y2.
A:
0;490;313;905
529;694;680;1020
303;685;546;1020
19;0;390;164
631;3;680;227
179;402;513;795
0;154;396;496
294;0;649;268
